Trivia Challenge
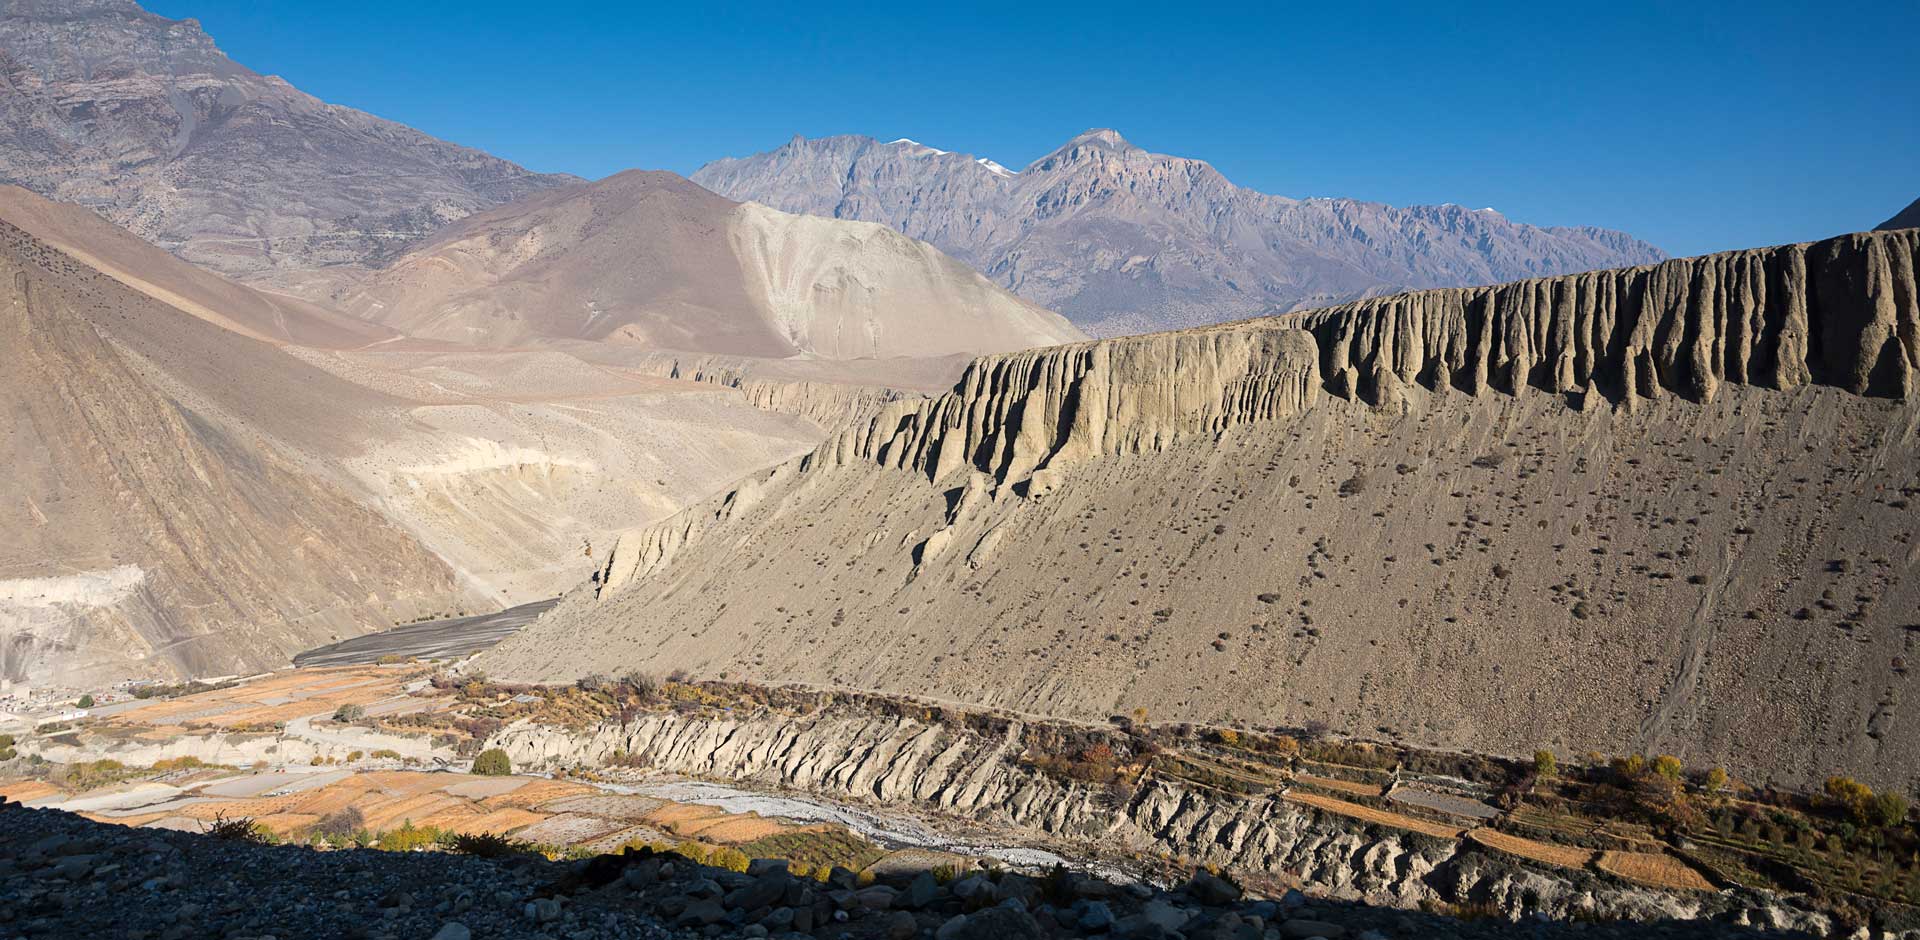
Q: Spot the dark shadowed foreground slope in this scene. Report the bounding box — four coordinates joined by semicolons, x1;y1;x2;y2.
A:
483;229;1920;792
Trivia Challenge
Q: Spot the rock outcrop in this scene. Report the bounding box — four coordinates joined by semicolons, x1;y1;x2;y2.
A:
817;327;1323;486
623;353;912;431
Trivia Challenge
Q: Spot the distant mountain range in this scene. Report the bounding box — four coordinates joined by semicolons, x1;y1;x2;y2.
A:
693;130;1668;336
0;0;575;295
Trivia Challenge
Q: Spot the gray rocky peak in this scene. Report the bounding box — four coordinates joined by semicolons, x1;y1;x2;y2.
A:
692;129;1665;336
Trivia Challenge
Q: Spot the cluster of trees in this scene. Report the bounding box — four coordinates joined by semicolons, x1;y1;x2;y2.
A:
1825;776;1910;829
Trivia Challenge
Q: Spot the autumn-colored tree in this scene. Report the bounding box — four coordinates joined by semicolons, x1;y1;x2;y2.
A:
1826;776;1876;824
1652;754;1684;780
1533;750;1557;777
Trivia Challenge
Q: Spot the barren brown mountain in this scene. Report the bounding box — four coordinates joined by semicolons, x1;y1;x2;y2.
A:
0;0;575;295
0;211;466;685
483;228;1920;792
339;170;1085;357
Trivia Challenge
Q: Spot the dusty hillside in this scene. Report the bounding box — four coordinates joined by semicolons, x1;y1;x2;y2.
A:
0;188;891;684
482;228;1920;792
0;218;469;685
692;130;1665;336
291;343;828;603
0;185;397;348
339;170;1085;356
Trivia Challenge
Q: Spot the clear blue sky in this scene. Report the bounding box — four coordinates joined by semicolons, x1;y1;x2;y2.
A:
148;0;1917;258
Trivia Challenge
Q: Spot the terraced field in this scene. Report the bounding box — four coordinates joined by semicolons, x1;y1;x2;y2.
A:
1;766;892;874
1282;790;1466;839
1467;828;1597;870
1597;850;1718;892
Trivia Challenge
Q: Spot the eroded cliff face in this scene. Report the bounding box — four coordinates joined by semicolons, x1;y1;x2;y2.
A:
490;710;1829;933
815;327;1323;488
624;353;911;431
1290;230;1918;407
488;230;1920;791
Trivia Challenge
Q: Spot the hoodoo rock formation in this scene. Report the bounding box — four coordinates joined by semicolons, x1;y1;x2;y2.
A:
485;229;1920;791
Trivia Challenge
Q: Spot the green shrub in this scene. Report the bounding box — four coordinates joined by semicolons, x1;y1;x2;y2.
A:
1870;792;1910;828
76;694;94;709
309;807;366;843
448;831;533;858
1533;750;1557;777
471;748;512;776
332;704;365;722
207;813;273;844
375;820;441;852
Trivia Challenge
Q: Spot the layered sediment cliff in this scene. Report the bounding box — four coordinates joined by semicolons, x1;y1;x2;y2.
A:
626;353;910;430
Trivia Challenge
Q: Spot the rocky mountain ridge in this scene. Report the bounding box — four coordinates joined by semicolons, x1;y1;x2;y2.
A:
0;213;469;684
0;0;576;294
691;130;1667;336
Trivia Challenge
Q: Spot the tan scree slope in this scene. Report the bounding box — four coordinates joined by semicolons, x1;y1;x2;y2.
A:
0;218;468;686
339;170;1085;357
482;229;1920;791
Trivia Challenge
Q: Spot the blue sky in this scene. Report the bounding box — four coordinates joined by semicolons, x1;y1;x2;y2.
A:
148;1;1917;258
